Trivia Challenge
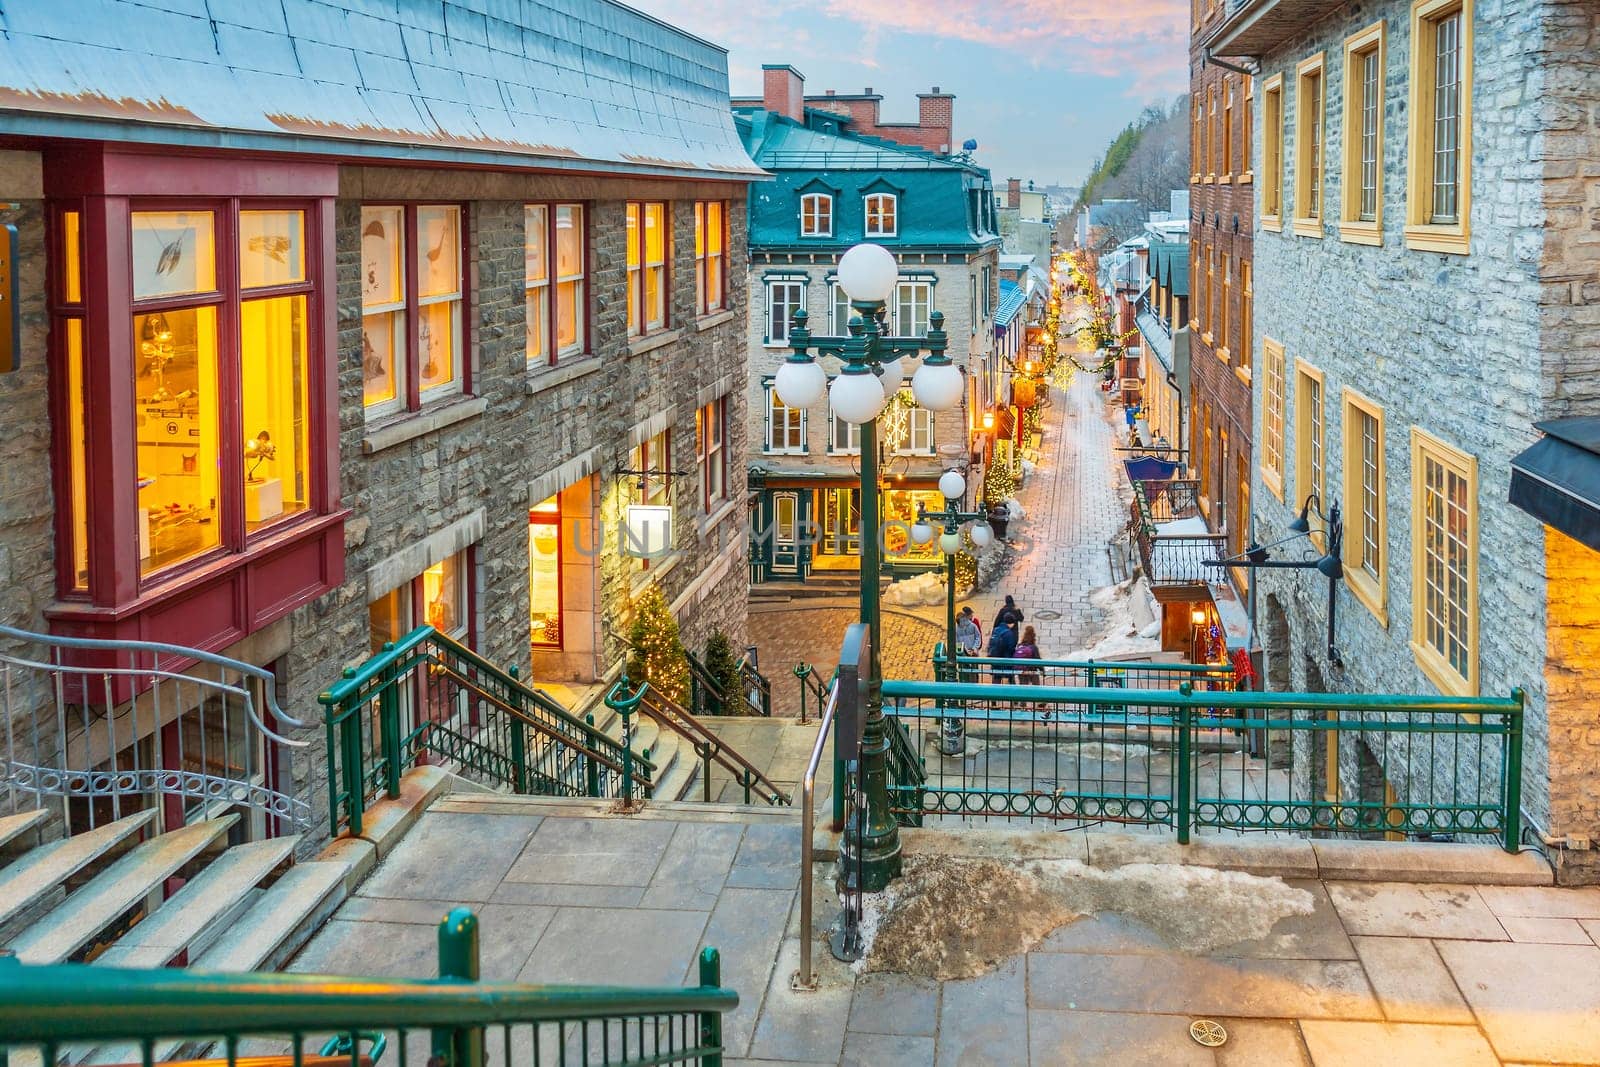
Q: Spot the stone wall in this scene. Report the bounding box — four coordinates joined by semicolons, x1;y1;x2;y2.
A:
1251;0;1566;844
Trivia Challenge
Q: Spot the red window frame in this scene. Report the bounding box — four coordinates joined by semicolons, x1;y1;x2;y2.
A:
359;202;471;415
626;201;671;337
524;201;590;367
697;396;728;510
528;505;564;650
694;201;727;316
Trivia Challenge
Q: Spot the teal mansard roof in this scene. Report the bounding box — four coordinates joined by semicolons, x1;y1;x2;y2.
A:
736;106;1000;253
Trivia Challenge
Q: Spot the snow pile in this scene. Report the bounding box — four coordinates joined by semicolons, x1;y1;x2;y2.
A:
1004;498;1025;521
883;570;949;607
1066;578;1162;660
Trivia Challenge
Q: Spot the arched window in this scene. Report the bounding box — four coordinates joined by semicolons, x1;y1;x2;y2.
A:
800;193;832;237
864;193;898;236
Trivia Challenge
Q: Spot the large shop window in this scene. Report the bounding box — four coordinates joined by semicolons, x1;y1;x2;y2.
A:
361;204;464;415
526;203;586;365
627;202;669;336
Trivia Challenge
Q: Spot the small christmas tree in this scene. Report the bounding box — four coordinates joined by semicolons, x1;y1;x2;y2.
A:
627;586;690;706
703;630;744;715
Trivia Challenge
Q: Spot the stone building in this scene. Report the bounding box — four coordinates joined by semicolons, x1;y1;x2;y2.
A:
1189;0;1259;628
0;0;759;837
734;67;1002;587
997;178;1055;263
1206;0;1600;880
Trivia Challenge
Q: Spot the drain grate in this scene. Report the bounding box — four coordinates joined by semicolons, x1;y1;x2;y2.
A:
1189;1019;1228;1047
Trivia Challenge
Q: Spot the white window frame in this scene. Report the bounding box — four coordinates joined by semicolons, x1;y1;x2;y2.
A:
864;192;898;237
892;279;933;338
764;383;806;454
830;282;851;335
800;193;833;238
894;407;935;456
829;404;862;455
767;279;807;345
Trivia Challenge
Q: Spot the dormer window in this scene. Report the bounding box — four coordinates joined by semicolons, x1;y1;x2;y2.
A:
865;193;898;237
800;193;833;237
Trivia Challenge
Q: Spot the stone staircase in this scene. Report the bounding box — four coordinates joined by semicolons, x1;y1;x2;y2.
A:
583;695;703;802
0;806;347;996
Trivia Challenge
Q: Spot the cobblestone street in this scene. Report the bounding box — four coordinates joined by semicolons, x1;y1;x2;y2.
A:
747;606;941;717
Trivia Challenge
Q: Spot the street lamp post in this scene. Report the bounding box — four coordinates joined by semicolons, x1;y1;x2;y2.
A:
775;243;962;893
914;490;994;758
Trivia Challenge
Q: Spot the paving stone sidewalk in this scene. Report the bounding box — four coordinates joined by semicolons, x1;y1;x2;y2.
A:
298;800;1600;1066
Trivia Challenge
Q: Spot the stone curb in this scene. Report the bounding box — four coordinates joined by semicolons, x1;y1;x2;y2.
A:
312;765;455;892
808;824;1555;886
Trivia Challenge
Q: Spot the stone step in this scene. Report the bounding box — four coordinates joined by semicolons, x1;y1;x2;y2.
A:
0;808;50;852
93;834;300;969
8;815;239;964
190;860;348;973
0;810;158;927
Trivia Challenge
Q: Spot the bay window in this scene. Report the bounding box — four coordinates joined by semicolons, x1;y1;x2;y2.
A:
526;203;587;365
361;203;464;415
627;201;669;336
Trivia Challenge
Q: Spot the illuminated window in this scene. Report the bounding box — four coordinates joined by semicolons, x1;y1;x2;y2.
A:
626;202;669;336
1411;429;1478;694
360;203;463;414
697;397;728;509
800;193;832;237
56;210;89;589
1406;0;1472;253
1294;53;1326;236
1262;75;1284;226
1342;390;1388;622
1261;339;1286;498
132;210;221;575
694;202;726;315
526;203;586;365
865;193;898;237
529;496;562;649
764;381;805;453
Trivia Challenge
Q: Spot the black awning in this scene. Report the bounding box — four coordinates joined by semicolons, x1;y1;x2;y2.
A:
1510;418;1600;553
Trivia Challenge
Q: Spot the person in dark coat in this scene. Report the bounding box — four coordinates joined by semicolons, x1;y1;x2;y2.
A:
993;596;1024;632
986;613;1018;683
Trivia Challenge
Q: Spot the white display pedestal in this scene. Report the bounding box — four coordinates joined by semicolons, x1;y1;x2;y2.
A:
245;478;283;524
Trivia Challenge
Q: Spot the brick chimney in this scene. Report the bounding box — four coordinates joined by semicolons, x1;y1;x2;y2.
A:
1006;178;1022;209
761;64;806;122
917;86;955;154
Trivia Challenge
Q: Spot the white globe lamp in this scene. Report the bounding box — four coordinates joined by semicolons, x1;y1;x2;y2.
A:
939;469;966;501
877;355;907;390
774;358;826;408
969;521;994;548
830;368;886;425
913;357;965;413
837;243;899;304
910;520;934;545
939;530;961;555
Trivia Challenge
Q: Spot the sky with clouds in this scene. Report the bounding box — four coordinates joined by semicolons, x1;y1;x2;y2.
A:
626;0;1189;188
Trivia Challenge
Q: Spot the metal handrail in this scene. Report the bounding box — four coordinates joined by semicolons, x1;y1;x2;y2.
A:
610;680;791;806
796;672;842;989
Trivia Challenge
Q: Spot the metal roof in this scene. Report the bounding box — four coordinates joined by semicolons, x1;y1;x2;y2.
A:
994;279;1027;328
0;0;764;180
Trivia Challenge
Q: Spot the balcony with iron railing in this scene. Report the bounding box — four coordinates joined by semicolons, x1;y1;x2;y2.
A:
1131;478;1227;596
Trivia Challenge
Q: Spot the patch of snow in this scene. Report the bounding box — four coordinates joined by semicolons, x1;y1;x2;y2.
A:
884;571;947;607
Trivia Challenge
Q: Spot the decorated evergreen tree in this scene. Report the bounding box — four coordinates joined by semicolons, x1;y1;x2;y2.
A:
702;630;745;715
626;586;690;706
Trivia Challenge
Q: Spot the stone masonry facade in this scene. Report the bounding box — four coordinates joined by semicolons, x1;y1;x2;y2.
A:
1247;0;1600;878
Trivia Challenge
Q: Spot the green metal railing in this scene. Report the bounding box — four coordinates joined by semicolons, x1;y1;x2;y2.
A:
880;678;1526;850
318;627;653;836
603;678;791;807
933;646;1236;691
0;908;735;1067
683;651;772;718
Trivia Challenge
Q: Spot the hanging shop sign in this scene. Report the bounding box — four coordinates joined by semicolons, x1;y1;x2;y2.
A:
623;504;673;559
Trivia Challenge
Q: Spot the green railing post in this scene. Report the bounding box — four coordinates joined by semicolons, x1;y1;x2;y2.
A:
584;713;601;798
620;701;636;802
378;642;403;799
697;946;723;1067
1504;688;1525;853
1176;681;1193;845
433;908;483;1067
794;663;812;724
507;666;529;794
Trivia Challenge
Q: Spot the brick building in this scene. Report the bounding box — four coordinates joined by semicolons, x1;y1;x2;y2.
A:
1206;0;1600;880
0;0;760;837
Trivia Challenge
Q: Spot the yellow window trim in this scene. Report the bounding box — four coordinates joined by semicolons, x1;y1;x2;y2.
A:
1239;171;1255;185
1341;21;1387;240
1408;426;1480;697
1261;464;1285;502
1404;0;1473;256
1292;52;1327;237
1261;215;1283;232
1260;337;1287;500
1235;364;1253;387
1262;73;1285;224
1216;346;1231;364
1341;387;1388;627
1293;357;1327;546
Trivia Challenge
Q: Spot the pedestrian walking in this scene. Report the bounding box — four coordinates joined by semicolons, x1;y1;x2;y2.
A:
955;609;982;656
987;613;1018;684
992;595;1024;632
1014;625;1045;714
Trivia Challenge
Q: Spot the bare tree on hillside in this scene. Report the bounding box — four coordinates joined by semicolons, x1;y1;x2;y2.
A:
1099;95;1190;216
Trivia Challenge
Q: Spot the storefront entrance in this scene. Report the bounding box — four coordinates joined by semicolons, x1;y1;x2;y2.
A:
528;477;600;682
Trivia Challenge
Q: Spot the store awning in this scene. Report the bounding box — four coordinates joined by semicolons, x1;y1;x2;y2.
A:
1124;456;1182;485
1510;418;1600;553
